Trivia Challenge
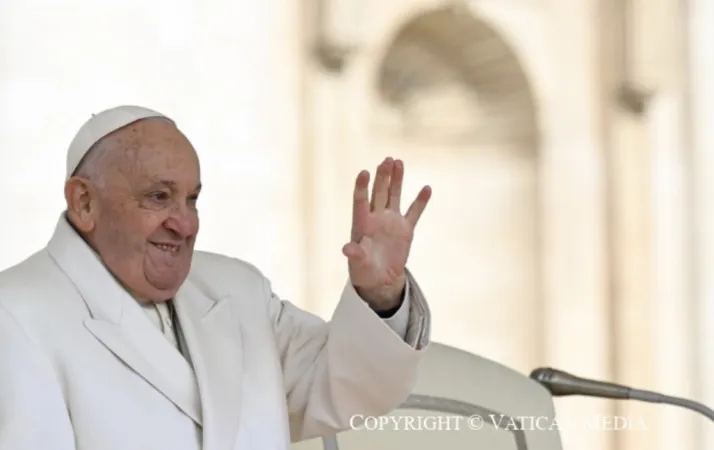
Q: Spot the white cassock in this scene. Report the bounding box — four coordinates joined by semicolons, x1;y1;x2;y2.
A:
0;215;431;450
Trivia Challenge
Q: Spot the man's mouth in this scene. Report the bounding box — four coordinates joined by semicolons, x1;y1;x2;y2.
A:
150;242;180;253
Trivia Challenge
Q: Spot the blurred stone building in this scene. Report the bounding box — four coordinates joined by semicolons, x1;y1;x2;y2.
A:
0;0;712;449
303;1;713;450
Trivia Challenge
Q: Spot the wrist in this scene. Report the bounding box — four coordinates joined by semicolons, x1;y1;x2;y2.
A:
355;275;406;311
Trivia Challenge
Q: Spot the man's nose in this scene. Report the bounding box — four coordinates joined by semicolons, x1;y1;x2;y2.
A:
164;204;198;238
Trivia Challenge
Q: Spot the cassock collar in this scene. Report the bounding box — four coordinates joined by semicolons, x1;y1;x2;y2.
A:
46;213;132;324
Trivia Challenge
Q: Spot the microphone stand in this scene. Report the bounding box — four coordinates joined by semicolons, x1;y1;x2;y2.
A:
628;388;714;423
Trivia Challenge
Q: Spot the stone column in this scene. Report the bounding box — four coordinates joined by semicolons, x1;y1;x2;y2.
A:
603;0;699;449
530;0;615;449
687;0;714;447
301;0;365;317
645;1;699;449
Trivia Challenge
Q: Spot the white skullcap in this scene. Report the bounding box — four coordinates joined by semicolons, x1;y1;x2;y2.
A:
65;105;173;180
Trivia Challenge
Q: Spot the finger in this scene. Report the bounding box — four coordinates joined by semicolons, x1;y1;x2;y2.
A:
387;159;404;212
370;158;393;212
351;170;370;242
405;185;432;227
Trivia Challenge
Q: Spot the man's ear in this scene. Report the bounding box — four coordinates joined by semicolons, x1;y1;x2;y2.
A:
64;177;99;233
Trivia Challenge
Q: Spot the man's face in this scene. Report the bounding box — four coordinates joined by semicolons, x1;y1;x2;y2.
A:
85;119;201;301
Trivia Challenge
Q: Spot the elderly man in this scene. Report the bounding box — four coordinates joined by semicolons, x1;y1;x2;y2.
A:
0;105;432;450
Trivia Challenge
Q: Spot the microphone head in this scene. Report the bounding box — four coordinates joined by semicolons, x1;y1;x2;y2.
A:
529;367;555;383
529;367;632;399
529;367;576;395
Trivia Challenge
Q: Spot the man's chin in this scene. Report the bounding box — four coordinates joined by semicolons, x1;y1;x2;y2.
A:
141;278;186;302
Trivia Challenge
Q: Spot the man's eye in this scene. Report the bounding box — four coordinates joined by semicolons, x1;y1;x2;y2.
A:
149;191;170;202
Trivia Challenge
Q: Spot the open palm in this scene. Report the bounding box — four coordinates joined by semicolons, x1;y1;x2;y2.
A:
342;157;432;309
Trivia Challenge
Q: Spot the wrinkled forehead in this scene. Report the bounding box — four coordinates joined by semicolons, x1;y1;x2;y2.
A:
109;119;200;180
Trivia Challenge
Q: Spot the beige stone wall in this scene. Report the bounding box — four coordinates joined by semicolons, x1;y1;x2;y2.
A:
308;1;709;450
0;0;711;449
310;2;612;450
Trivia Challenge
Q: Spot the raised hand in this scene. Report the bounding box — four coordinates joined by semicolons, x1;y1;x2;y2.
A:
342;157;432;310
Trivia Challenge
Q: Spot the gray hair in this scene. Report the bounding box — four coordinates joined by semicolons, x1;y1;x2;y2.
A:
71;137;117;191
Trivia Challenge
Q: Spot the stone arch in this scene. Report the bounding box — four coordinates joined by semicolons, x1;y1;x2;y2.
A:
369;6;543;370
372;6;539;149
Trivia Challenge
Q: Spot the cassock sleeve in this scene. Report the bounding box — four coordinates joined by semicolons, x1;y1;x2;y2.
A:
377;281;417;343
265;268;431;442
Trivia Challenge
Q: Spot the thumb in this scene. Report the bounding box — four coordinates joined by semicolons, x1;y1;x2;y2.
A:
342;242;367;262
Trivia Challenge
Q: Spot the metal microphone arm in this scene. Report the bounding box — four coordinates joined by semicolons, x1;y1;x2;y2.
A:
530;367;714;423
629;388;714;422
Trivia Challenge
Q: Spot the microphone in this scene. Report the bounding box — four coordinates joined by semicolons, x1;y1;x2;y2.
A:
529;367;714;423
